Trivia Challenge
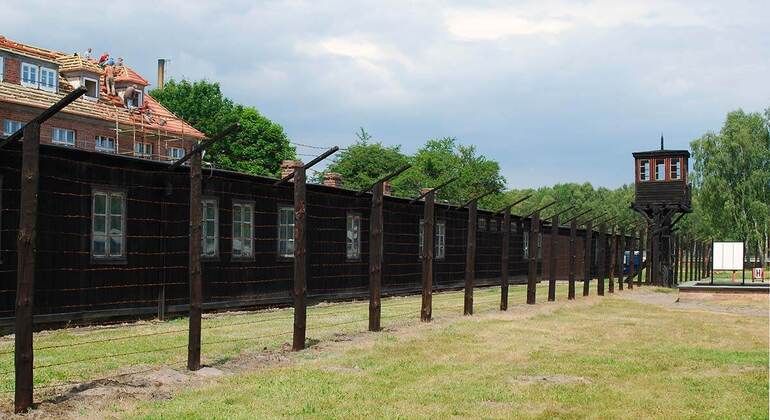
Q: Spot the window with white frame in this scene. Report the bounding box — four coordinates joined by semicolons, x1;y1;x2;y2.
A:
639;159;650;181
419;219;446;259
134;142;152;157
92;190;125;259
2;120;23;136
232;201;253;258
670;158;681;180
167;147;185;160
346;212;361;259
20;62;38;88
83;77;98;99
202;199;218;257
655;159;665;181
95;136;115;153
52;127;75;146
0;56;4;82
278;206;294;258
40;67;57;92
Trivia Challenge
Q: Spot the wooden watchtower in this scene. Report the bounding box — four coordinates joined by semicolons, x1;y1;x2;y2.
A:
631;138;691;286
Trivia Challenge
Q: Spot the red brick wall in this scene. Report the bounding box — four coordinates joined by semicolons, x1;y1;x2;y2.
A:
0;103;192;161
3;57;20;84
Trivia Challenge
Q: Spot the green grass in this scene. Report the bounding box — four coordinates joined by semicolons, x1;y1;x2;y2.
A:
125;288;768;419
0;283;558;397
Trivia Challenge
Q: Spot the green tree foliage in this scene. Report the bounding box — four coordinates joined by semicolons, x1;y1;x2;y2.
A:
150;79;295;176
688;109;770;263
393;137;506;204
315;128;410;192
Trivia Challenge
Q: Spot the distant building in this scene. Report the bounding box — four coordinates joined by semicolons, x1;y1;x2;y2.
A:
0;35;204;160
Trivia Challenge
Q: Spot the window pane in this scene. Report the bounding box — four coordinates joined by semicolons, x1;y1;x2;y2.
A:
233;238;242;254
233;206;242;223
93;215;106;234
93;237;106;256
205;221;216;237
110;237;122;256
109;216;122;235
243;241;252;257
94;194;106;213
205;203;215;220
110;194;123;215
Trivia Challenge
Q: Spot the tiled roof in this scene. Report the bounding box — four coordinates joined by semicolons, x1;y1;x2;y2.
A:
0;35;204;139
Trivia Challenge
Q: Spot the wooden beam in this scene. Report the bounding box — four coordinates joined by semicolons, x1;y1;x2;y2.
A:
460;189;497;209
563;208;592;225
292;166;308;350
617;232;625;291
169;123;241;171
464;201;477;315
275;146;339;186
187;151;203;371
637;227;645;286
421;190;435;321
527;211;540;304
495;194;532;214
568;218;577;299
608;228;615;293
522;201;557;219
410;176;459;204
583;221;593;297
14;123;40;413
548;214;559;301
500;209;511;310
597;222;606;296
627;233;635;289
368;182;384;331
357;164;412;196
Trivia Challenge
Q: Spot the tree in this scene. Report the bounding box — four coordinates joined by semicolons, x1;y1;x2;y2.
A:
317;128;410;192
150;79;295;176
689;108;770;265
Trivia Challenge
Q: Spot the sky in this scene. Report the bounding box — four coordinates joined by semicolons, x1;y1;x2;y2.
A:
3;0;769;188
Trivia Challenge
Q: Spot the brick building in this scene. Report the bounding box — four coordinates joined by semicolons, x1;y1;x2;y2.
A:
0;35;204;159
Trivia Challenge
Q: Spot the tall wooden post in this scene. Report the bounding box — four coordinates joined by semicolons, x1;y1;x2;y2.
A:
500;210;510;310
673;235;679;285
646;225;653;284
292;166;307;350
627;234;635;289
187;151;203;370
464;201;477;315
421;190;435;322
685;240;691;283
583;221;593;296
689;241;694;282
368;182;384;331
548;215;559;301
597;223;606;296
608;228;615;294
568;219;577;299
617;231;624;291
14;123;40;413
526;212;540;304
637;227;645;286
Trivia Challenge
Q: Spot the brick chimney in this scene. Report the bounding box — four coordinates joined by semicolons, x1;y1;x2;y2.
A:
322;172;342;188
280;160;303;181
383;181;393;196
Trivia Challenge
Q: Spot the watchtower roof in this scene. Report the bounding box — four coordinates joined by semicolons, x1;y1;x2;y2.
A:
632;149;690;159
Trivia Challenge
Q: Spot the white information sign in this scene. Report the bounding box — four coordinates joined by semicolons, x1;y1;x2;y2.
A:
712;242;744;271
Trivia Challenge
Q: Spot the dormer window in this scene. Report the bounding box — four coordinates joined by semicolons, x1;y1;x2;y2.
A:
655;159;665;181
21;62;57;92
670;158;681;180
83;77;99;99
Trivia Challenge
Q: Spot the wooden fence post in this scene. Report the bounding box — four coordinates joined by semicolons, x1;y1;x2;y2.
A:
568;219;577;299
500;210;510;310
608;227;615;294
637;228;644;286
527;211;540;304
615;227;626;290
14;122;40;413
583;221;593;297
368;182;383;331
292;166;308;350
464;201;477;315
597;222;606;296
421;190;435;322
548;214;559;301
187;151;203;370
627;233;635;289
646;225;653;284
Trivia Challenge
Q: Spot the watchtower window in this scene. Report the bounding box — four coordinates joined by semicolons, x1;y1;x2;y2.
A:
655;159;665;181
639;160;650;181
670;158;681;180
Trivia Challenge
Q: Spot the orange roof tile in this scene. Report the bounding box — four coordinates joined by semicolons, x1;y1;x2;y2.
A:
0;35;204;139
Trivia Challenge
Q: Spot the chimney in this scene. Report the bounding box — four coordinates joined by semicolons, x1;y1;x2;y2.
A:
280;160;304;181
157;59;166;90
383;181;393;196
322;172;342;188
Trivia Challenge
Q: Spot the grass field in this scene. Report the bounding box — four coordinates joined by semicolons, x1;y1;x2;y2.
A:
1;283;768;419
